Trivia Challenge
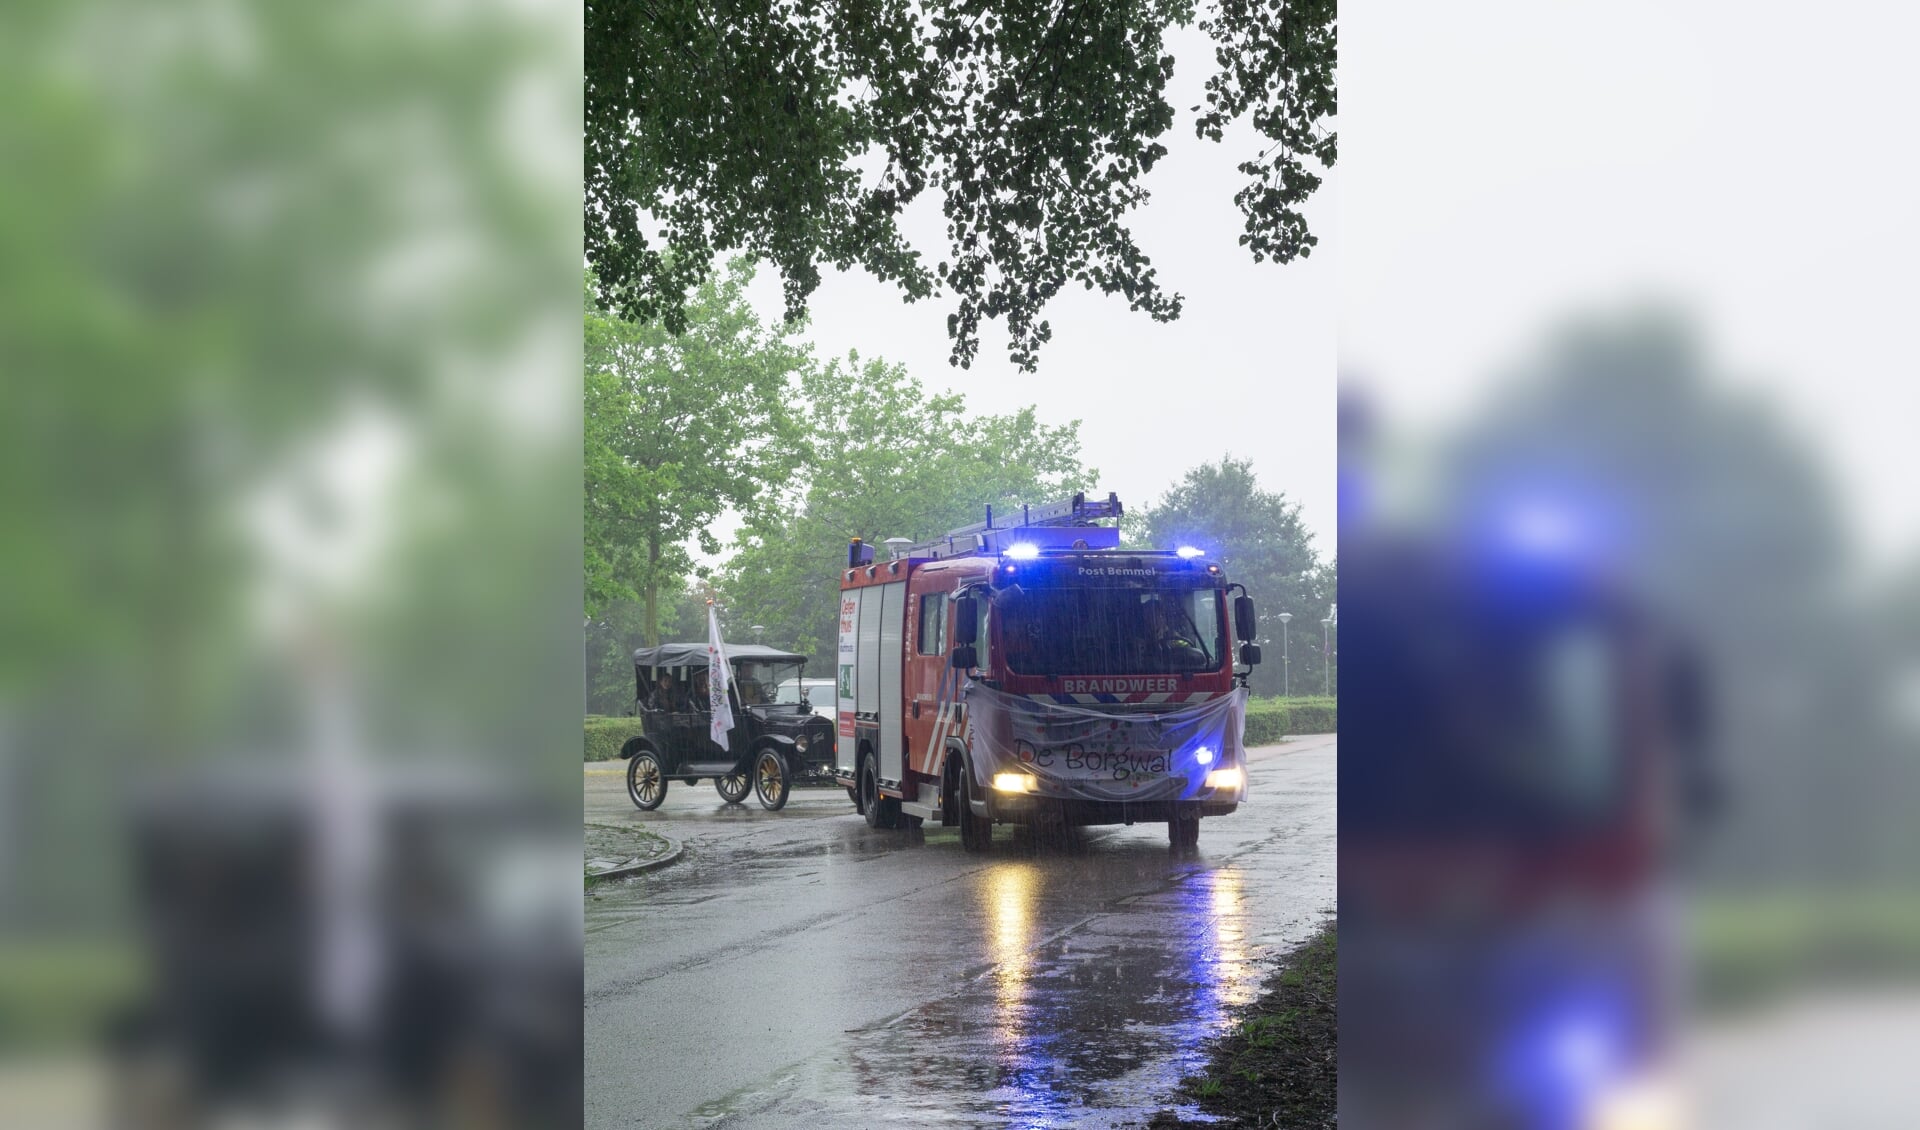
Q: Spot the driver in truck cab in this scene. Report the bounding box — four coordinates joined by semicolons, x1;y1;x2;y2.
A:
1142;594;1208;668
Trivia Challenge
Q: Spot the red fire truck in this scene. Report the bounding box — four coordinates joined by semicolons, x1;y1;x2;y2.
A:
831;492;1264;851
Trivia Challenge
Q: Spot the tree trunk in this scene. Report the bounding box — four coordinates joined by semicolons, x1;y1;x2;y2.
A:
643;531;661;647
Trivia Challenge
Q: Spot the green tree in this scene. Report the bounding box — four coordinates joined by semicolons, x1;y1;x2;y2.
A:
1133;455;1328;696
586;584;714;715
719;352;1090;662
585;0;1336;371
584;263;806;643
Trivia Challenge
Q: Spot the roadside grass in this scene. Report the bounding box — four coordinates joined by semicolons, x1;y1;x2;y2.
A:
584;822;671;888
0;939;141;1051
1694;888;1920;1011
1243;696;1336;744
1151;916;1336;1129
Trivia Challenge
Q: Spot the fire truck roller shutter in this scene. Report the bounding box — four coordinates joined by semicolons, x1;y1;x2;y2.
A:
856;586;883;723
878;581;906;781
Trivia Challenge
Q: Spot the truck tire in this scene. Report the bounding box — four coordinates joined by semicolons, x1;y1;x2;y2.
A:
860;755;899;830
957;760;992;853
1168;811;1200;850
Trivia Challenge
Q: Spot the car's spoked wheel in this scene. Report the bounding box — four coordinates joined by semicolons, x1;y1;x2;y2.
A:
627;751;667;811
715;772;750;804
957;763;991;853
754;750;791;811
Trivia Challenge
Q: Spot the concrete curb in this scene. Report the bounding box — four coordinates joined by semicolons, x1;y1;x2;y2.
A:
587;833;686;881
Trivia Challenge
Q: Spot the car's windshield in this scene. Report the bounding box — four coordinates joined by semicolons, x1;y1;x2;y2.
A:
1000;587;1223;675
733;659;801;706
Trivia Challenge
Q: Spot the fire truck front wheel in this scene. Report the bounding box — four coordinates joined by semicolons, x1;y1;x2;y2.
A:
859;755;899;830
957;763;992;853
1168;811;1200;850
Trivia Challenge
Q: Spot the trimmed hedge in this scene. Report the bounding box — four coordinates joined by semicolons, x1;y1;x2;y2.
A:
585;694;1336;760
1243;695;1338;746
585;714;648;762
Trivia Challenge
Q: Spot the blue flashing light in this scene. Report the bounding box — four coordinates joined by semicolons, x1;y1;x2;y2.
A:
1004;542;1040;560
1175;546;1205;559
1194;746;1215;765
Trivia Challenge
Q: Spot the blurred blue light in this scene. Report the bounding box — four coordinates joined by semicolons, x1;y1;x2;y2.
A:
1493;979;1635;1130
1175;545;1205;558
1004;542;1040;560
1501;499;1584;557
1194;746;1214;765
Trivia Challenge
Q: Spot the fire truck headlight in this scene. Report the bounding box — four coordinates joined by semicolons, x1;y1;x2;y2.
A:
992;772;1037;793
1204;767;1243;791
1004;542;1039;561
1193;746;1214;765
1176;545;1204;558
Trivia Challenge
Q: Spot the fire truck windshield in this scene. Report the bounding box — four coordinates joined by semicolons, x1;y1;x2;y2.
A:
1000;586;1223;676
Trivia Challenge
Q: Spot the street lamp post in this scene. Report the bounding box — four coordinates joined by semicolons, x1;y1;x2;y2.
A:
1321;617;1333;695
1277;612;1292;696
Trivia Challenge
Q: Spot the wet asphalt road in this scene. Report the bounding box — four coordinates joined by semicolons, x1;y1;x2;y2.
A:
584;735;1335;1129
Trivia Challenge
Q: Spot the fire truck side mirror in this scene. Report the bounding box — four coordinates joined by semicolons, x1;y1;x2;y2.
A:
1233;595;1258;642
1239;643;1263;667
951;644;978;670
952;597;978;645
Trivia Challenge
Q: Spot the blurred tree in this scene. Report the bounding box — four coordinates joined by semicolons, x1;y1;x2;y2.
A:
1133;456;1329;697
585;0;1336;371
584;264;807;644
719;353;1089;662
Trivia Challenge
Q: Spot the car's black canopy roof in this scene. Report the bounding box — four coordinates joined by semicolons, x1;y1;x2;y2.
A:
632;642;807;668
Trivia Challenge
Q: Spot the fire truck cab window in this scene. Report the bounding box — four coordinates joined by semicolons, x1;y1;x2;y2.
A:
1003;587;1222;675
917;592;947;656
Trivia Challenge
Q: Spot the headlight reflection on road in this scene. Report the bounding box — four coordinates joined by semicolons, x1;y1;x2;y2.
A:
982;861;1078;1125
986;863;1038;1044
1192;865;1259;1038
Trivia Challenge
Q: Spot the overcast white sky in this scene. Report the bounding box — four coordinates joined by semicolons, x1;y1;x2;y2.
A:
1341;0;1920;568
736;25;1337;558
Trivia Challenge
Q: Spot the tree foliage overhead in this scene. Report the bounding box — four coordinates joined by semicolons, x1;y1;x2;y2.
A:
585;0;1336;371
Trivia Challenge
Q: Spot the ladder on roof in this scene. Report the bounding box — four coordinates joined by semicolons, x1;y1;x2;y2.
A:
903;491;1123;559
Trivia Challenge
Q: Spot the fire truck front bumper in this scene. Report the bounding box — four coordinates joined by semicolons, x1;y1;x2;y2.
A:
977;788;1240;827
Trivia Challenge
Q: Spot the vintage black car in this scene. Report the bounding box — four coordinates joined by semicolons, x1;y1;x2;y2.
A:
621;643;837;811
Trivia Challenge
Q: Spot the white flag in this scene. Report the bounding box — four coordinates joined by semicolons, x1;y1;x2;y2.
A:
707;603;735;750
